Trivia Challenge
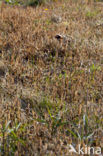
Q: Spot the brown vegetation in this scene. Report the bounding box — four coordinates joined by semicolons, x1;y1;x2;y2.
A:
0;0;103;155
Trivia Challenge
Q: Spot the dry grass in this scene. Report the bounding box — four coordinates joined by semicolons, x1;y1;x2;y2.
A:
0;0;103;155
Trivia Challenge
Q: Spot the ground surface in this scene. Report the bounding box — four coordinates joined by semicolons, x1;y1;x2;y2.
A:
0;0;103;155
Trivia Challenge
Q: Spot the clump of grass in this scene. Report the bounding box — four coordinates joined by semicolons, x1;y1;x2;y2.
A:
34;98;68;135
0;120;26;155
67;114;96;145
86;10;99;18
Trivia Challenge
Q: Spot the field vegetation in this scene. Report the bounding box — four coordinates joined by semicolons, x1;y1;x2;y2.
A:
0;0;103;155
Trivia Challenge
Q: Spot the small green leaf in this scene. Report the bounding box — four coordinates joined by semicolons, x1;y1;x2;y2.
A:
67;129;78;139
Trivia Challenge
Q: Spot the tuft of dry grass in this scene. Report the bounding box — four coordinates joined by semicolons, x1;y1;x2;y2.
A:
0;0;103;155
